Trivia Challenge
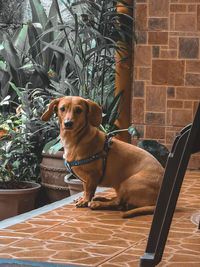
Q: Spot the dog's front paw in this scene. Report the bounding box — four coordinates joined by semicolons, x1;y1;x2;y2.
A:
75;197;89;208
88;201;101;210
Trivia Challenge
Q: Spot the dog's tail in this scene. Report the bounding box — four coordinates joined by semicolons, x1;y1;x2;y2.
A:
122;206;155;218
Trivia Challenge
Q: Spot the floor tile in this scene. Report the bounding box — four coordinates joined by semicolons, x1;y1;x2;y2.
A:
0;170;199;266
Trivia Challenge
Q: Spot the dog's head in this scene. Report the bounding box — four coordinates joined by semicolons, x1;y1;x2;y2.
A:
40;96;102;131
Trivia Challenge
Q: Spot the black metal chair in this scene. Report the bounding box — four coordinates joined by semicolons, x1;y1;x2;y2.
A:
139;102;200;267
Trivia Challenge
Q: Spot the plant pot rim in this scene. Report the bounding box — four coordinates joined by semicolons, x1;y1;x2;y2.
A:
42;150;64;159
64;175;83;184
0;181;41;194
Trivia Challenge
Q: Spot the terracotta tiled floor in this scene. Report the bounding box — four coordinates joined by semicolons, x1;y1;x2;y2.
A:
0;170;200;266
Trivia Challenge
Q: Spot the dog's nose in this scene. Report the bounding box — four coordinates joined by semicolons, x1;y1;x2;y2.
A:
64;120;73;129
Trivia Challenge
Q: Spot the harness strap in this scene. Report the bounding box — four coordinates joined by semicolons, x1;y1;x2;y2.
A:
64;135;113;183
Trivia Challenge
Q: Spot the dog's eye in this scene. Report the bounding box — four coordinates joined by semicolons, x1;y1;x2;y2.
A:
75;107;82;114
60;107;65;113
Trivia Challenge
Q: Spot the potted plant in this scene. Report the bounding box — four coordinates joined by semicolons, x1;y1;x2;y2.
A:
0;0;72;203
0;0;135;200
8;83;70;203
0;97;41;221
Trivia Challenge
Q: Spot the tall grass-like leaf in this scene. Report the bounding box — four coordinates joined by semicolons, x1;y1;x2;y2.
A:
49;0;58;26
12;25;29;55
29;0;48;28
28;23;43;66
2;34;21;69
9;82;23;98
0;71;11;98
42;20;55;71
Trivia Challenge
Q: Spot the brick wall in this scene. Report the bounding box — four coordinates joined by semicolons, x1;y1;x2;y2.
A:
132;0;200;169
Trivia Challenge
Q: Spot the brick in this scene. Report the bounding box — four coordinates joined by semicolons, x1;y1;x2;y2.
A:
152;46;160;58
180;0;200;3
170;4;187;12
186;60;200;73
148;18;168;30
170;14;175;31
136;4;147;30
133;81;144;97
160;50;177;59
161;45;168;49
166;109;172;125
134;46;151;66
145;112;165;125
176;87;200;100
197;5;200;31
175;14;196;31
179;38;199;59
167;100;183;108
134;67;138;80
148;32;168;45
152;60;185;86
166;131;176;144
169;37;177;49
167;87;175;98
132;99;144;124
184;101;192;109
145;126;165;139
149;0;169;17
136;31;147;44
146;86;166;112
186;73;200;86
171;109;193;126
188;5;196;12
138;68;151;80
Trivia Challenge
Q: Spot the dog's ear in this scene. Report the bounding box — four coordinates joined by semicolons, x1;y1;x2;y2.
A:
40;98;61;121
86;99;102;127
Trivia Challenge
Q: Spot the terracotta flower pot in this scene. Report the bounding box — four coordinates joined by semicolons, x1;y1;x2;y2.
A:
40;151;70;203
0;181;41;221
64;176;83;196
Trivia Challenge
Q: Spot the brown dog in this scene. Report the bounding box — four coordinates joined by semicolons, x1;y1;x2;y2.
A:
41;96;164;218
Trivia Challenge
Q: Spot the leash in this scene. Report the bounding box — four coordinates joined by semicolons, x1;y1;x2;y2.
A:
64;134;114;183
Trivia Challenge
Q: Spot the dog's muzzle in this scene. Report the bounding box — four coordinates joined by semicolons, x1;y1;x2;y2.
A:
64;119;73;129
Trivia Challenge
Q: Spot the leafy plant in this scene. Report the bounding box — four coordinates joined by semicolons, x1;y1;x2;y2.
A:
0;81;61;184
0;0;136;184
0;97;38;183
40;0;135;104
100;90;124;134
0;0;62;102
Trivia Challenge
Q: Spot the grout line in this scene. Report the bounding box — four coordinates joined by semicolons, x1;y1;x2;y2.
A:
95;238;147;267
0;187;107;230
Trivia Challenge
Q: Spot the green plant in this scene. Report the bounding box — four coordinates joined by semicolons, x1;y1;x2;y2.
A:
0;97;39;183
9;82;60;158
0;81;61;185
39;0;136;152
40;0;135;104
0;0;63;102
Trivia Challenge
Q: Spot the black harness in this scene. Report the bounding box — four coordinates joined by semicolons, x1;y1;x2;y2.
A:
64;133;114;183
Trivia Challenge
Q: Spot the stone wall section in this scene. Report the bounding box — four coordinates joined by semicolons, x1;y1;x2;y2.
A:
133;0;200;168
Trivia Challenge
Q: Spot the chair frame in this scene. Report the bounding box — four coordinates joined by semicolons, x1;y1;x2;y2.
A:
139;102;200;267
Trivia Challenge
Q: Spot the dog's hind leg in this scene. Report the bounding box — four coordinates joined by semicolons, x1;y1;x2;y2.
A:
89;197;122;210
